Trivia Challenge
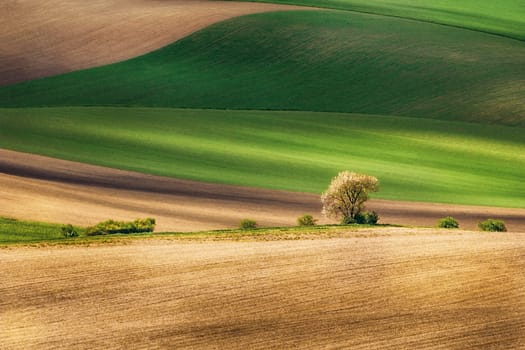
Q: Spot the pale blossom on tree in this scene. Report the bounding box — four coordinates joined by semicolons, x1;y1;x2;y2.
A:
321;171;379;222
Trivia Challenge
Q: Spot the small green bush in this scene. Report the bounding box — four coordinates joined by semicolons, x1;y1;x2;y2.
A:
85;218;156;236
134;217;156;232
297;214;317;226
239;219;257;230
61;224;79;238
341;211;379;225
437;216;459;229
364;211;379;225
478;219;507;232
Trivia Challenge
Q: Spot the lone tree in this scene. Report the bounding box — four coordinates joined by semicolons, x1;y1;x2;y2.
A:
321;171;379;223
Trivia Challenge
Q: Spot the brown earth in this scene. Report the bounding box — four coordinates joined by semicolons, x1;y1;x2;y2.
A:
1;148;524;232
0;0;303;86
2;232;525;349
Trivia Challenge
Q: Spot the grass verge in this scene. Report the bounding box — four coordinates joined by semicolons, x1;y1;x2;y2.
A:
0;217;85;244
0;216;392;246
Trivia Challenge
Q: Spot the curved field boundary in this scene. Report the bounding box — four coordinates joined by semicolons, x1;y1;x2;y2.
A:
0;0;305;86
1;149;524;232
242;0;525;41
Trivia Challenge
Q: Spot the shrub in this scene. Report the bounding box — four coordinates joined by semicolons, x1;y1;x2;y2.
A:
437;216;459;229
297;214;317;226
341;211;379;225
341;215;356;225
85;218;156;236
364;211;379;225
478;219;507;232
239;218;257;230
61;224;79;238
134;217;156;233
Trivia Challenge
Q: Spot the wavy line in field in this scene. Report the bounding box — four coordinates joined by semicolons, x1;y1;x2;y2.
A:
0;0;303;86
1;149;524;232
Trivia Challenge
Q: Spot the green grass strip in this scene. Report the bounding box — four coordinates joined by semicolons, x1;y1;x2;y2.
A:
0;217;85;244
0;216;394;246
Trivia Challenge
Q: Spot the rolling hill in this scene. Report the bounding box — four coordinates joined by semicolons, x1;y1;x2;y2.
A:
243;0;525;41
0;0;300;86
2;148;525;232
1;11;524;126
2;4;525;347
1;107;523;208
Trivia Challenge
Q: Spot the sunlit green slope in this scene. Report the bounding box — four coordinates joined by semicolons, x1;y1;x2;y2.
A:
1;107;524;208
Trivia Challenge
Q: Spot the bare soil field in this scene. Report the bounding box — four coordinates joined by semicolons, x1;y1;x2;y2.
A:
2;231;525;349
1;149;524;232
0;0;301;86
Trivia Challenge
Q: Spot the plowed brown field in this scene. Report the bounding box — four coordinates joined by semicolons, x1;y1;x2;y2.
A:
0;0;302;86
2;232;525;349
1;149;525;232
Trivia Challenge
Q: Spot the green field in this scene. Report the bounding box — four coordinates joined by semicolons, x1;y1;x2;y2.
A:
0;217;84;244
1;11;524;126
0;217;156;245
245;0;525;40
1;107;523;208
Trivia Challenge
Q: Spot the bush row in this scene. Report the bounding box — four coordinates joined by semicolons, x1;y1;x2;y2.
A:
61;214;509;238
85;218;156;236
239;211;380;230
437;217;507;232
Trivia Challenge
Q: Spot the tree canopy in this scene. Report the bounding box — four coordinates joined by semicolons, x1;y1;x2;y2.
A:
321;171;379;223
